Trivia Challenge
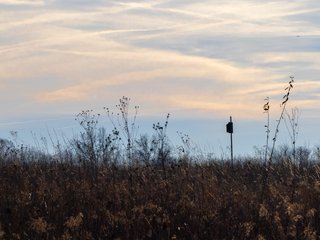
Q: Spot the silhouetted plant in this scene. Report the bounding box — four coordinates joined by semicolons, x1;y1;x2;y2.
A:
313;146;320;162
0;138;15;161
262;77;295;199
296;146;311;170
75;110;100;164
134;134;153;165
74;109;123;167
284;107;300;164
177;131;191;159
263;97;270;164
151;113;171;170
104;96;139;163
268;77;294;166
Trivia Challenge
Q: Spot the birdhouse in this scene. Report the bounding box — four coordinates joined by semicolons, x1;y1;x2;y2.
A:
226;121;233;134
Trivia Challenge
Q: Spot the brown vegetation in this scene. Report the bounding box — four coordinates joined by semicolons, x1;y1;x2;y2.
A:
1;156;320;239
2;87;316;239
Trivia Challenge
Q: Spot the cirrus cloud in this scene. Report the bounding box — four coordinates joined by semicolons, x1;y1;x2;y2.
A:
0;0;319;121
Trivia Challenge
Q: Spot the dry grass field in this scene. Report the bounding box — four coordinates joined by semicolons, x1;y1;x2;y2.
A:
1;151;320;239
2;90;318;239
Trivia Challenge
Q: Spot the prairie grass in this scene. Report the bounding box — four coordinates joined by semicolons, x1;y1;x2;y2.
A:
2;87;317;239
1;154;320;239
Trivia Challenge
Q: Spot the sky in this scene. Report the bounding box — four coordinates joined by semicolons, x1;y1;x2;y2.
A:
0;0;320;156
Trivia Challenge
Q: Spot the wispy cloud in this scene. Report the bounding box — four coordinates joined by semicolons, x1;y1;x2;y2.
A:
0;0;45;6
0;0;319;122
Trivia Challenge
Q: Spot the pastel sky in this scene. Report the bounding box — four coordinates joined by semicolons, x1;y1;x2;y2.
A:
0;0;320;155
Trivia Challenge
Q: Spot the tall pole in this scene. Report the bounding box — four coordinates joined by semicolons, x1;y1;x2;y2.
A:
226;116;234;166
230;116;233;166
